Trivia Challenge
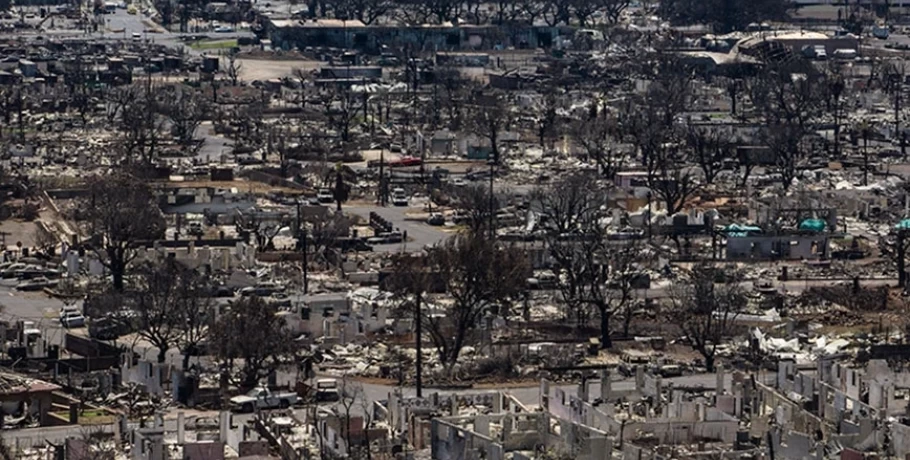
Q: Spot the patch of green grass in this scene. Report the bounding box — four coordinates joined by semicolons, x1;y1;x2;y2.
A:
188;39;238;50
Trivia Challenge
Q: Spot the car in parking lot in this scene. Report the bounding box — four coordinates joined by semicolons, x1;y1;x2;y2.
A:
60;306;86;328
426;213;445;226
367;231;403;245
391;188;409;206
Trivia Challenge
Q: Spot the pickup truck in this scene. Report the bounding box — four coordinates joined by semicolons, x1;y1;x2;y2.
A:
297;378;340;403
230;387;298;412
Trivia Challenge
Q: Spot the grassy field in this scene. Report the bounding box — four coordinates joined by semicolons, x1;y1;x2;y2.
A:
188;39;238;50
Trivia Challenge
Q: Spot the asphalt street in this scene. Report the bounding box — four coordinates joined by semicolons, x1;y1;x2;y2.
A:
344;204;451;252
12;6;254;56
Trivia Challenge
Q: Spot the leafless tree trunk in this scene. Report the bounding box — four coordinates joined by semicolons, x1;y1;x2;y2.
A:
419;233;529;375
467;92;508;163
79;172;166;290
226;51;242;86
211;296;294;390
534;172;648;347
667;263;746;371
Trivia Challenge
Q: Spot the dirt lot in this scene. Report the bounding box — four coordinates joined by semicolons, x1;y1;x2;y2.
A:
0;219;37;250
235;57;322;81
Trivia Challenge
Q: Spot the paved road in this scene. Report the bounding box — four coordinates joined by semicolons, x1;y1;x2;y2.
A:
344;204;450;252
99;7;254;53
8;6;255;55
193;122;232;163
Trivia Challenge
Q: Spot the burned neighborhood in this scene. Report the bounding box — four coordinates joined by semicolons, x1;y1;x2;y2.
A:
2;0;910;459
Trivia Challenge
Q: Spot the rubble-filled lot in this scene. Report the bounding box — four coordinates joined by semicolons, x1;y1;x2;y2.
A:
8;0;910;459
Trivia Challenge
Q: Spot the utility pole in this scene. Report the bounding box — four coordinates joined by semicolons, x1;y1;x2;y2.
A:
414;290;422;398
488;158;495;240
898;229;908;291
863;124;870;186
895;71;903;157
378;148;385;206
296;201;309;294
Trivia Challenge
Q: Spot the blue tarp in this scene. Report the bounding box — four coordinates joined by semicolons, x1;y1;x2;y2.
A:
724;224;762;238
799;218;826;232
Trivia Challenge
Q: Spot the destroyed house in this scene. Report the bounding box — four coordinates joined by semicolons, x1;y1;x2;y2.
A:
0;372;61;426
724;219;836;260
159;186;255;215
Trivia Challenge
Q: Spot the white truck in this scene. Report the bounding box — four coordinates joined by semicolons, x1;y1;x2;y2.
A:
297;378;340;403
230;387;298;412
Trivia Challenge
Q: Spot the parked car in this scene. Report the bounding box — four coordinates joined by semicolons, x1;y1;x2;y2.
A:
0;263;27;278
367;231;403;245
316;189;334;203
210;284;235;297
332;237;373;252
754;279;777;294
88;313;132;340
658;364;683;378
391;188;408;206
298;378;340;403
426;214;445;226
60;307;86;328
16;276;57;291
230;387;298;412
267;292;292;308
239;283;284;297
873;25;890;39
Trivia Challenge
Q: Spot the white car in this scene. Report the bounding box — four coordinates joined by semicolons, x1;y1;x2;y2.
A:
60;306;86;328
316;189;334;203
391;188;408;206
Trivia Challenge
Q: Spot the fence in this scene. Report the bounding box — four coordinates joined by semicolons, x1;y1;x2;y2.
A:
65;333;122;358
